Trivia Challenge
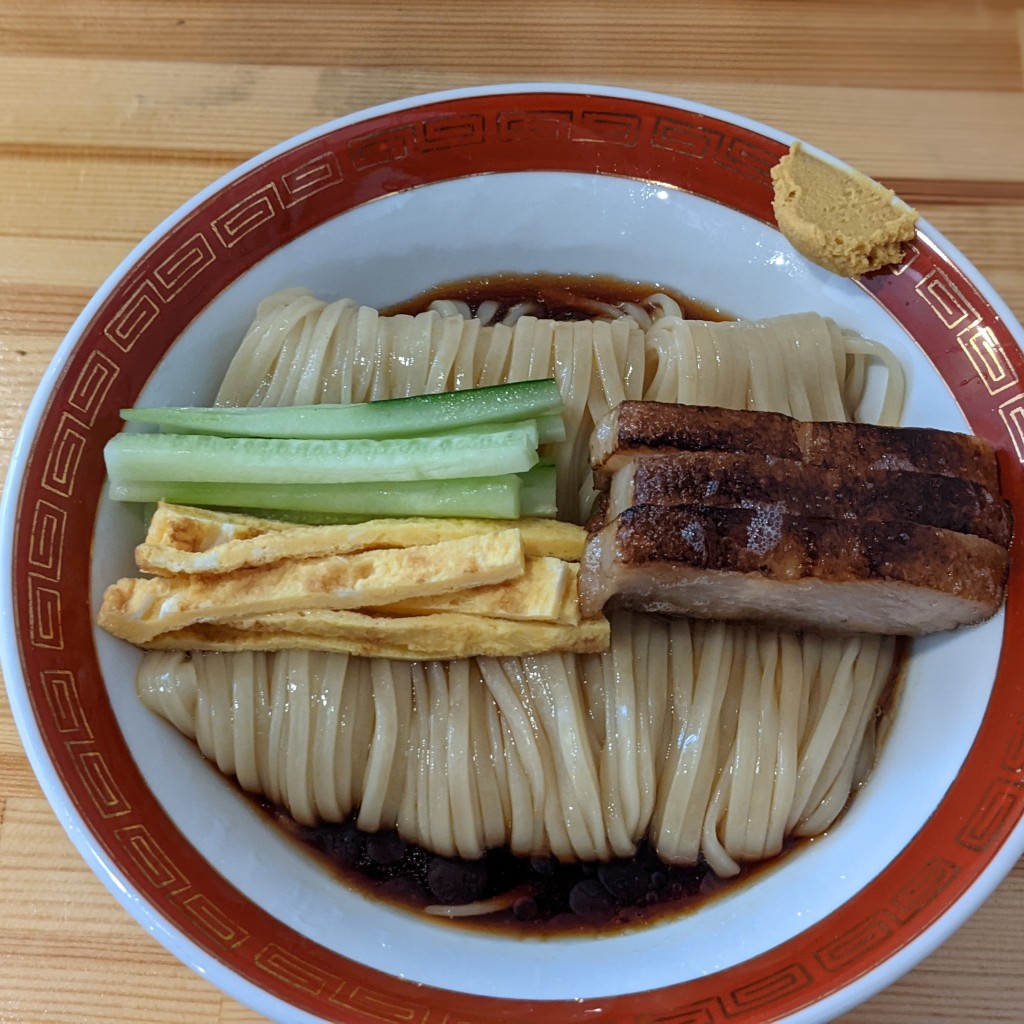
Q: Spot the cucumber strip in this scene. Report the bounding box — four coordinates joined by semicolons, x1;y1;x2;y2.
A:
104;424;539;485
533;413;566;445
120;378;563;440
447;415;564;445
107;475;523;519
519;462;558;518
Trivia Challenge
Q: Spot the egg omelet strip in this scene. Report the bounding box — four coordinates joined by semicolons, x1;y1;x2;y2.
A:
140;611;610;660
98;529;525;645
376;558;579;624
136;502;587;575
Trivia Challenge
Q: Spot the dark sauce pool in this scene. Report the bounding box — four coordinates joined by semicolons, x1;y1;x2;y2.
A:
382;270;731;324
242;273;904;937
260;800;804;937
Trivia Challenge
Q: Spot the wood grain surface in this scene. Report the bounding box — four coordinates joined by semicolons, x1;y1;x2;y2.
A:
1;2;1023;1021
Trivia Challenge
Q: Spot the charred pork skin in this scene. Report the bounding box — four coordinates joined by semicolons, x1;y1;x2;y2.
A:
604;451;1012;546
591;402;1002;492
582;402;1011;635
580;504;1009;634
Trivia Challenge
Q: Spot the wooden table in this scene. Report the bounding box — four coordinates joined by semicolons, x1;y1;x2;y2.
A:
1;2;1022;1021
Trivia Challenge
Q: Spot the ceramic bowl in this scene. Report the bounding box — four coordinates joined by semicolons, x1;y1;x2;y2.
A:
3;83;1024;1024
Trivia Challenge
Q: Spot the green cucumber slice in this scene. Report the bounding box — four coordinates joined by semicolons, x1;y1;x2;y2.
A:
446;415;564;445
121;378;563;440
107;475;523;519
104;424;539;485
519;463;557;518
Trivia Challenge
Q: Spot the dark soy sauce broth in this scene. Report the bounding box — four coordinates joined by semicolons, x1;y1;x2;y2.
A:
263;802;803;937
246;273;901;936
382;271;730;324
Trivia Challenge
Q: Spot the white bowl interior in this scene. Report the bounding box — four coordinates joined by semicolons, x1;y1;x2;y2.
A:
89;170;1000;1000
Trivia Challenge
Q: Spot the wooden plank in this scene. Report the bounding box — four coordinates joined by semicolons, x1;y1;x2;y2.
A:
0;284;93;341
1;0;1021;91
0;236;133;289
0;692;53;802
216;1003;266;1024
1019;7;1024;79
2;57;1023;182
0;154;235;241
215;1002;266;1024
0;795;228;1023
0;281;92;479
0;354;51;482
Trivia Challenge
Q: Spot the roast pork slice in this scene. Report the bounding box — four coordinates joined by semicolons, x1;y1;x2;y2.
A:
591;402;802;486
591;402;1002;492
579;504;1009;635
605;451;1013;546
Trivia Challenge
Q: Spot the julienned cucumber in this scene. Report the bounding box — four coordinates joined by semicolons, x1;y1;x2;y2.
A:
350;414;564;445
121;378;564;440
109;381;563;519
519;462;557;518
107;475;523;520
104;423;539;485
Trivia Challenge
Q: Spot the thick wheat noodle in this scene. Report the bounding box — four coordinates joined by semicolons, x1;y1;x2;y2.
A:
569;320;598;520
394;663;422;845
631;615;660;835
442;661;476;857
766;634;804;855
609;626;647;846
139;613;895;875
273;304;323;407
506;318;537;384
482;688;510;848
778;324;818;418
550;653;608;856
450;662;481;856
475;658;548;834
418;663;442;851
506;658;575;857
286;654;316;823
350;659;375;810
731;639;767;859
690;322;724;407
262;302;317;408
651;623;729;865
795;641;893;837
843;332;906;425
751;636;784;857
375;315;404;398
213;290;313;405
421;664;449;854
466;680;494;847
788;644;860;831
515;663;578;860
427;314;466;394
356;660;396;832
134;289;909;875
309;655;341;821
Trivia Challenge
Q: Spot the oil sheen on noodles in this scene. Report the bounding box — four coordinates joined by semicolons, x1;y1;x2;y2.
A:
137;287;905;879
